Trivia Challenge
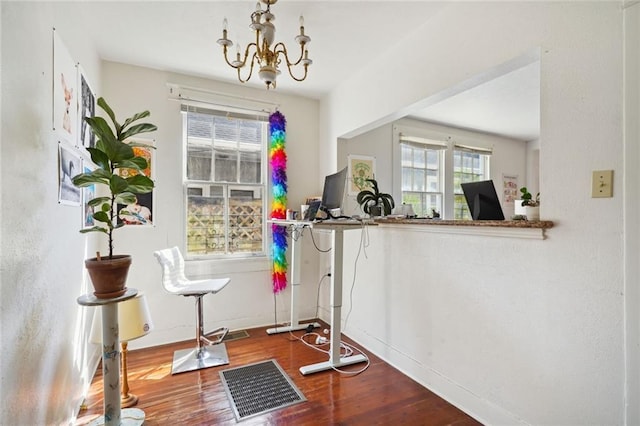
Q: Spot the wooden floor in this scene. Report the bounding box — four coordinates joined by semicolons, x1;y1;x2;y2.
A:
76;321;482;425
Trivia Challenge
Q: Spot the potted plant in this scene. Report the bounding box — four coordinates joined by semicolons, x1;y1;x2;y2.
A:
514;186;540;221
356;178;395;217
72;97;157;298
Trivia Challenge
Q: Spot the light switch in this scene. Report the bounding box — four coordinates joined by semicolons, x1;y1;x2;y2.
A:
592;170;613;198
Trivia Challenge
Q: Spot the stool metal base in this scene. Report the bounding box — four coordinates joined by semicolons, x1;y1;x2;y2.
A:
171;343;229;375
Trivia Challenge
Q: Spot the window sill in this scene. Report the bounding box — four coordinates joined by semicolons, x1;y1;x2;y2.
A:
374;218;554;240
185;255;271;278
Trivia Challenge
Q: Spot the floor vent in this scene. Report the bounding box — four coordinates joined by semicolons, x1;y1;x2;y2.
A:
222;329;250;342
220;359;306;421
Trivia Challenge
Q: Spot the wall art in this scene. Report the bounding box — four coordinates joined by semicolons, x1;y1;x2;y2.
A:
348;154;376;195
53;29;78;144
116;138;154;226
78;65;96;149
58;142;81;206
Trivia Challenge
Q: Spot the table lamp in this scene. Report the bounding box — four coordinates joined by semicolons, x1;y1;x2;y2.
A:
91;292;153;407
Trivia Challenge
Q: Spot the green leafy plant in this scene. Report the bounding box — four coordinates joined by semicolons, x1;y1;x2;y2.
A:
72;97;157;258
519;187;540;207
356;178;395;216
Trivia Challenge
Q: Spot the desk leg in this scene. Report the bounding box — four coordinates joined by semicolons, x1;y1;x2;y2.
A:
299;228;366;375
267;225;320;335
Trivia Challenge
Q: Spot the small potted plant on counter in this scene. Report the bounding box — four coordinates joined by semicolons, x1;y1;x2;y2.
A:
514;186;540;221
72;97;157;298
356;178;395;217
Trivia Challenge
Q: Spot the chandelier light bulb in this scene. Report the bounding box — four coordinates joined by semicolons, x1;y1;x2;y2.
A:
223;17;228;32
299;15;304;27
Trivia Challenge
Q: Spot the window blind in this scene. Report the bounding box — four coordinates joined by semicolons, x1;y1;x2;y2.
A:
453;143;493;155
181;104;268;122
399;134;448;150
183;105;267;146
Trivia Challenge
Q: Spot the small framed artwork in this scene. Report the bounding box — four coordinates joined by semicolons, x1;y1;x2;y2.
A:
117;192;153;226
116;138;155;226
348;154;376;195
53;29;78;144
82;164;96;228
502;174;518;206
58;142;81;206
78;65;96;149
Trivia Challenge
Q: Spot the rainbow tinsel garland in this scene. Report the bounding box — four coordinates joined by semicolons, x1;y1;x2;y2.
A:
269;111;288;293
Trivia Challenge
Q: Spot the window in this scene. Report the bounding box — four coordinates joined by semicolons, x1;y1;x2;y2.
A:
453;147;490;220
400;137;445;217
183;106;267;257
398;132;491;220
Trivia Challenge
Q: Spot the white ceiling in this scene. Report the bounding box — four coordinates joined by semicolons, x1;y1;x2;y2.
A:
409;61;541;141
64;1;539;141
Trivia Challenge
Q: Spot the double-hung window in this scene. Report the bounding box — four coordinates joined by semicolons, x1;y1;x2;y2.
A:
182;105;268;257
453;145;491;220
400;135;446;217
398;131;492;219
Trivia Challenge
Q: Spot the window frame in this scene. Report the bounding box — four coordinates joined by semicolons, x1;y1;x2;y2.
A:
182;105;269;260
452;148;491;220
399;138;445;218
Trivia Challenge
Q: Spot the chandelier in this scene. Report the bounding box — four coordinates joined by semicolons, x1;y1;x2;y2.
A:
217;0;312;89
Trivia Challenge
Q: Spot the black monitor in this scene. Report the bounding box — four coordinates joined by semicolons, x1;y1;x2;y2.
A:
320;167;347;219
461;180;505;220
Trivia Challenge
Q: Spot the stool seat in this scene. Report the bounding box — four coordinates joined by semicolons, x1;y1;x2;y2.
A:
154;246;231;374
166;278;230;296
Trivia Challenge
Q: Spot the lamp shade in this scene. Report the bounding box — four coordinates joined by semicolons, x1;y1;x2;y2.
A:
91;293;154;344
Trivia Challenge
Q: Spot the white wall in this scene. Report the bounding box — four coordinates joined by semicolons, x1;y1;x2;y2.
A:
337;124;393;216
1;3;102;424
100;61;321;349
623;2;640;424
321;2;626;425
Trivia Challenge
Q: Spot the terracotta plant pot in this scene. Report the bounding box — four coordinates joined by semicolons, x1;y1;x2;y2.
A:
85;255;132;299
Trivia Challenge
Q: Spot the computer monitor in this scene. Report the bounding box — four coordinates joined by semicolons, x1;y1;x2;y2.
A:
461;180;505;220
320;167;347;219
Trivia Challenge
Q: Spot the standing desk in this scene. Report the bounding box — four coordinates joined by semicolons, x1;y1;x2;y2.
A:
269;219;369;375
266;219;320;334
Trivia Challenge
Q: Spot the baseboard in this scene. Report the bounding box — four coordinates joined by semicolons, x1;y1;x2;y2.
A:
344;325;525;425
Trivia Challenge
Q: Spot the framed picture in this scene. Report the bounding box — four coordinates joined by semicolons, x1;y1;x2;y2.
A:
116;138;155;226
502;174;518;205
82;164;96;228
53;29;78;144
348;154;376;195
78;65;96;149
117;192;153;226
58;142;81;206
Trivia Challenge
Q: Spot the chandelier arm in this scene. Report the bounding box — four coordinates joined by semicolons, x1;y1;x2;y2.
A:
273;42;305;67
280;55;309;82
286;64;309;82
237;52;259;83
222;43;260;69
